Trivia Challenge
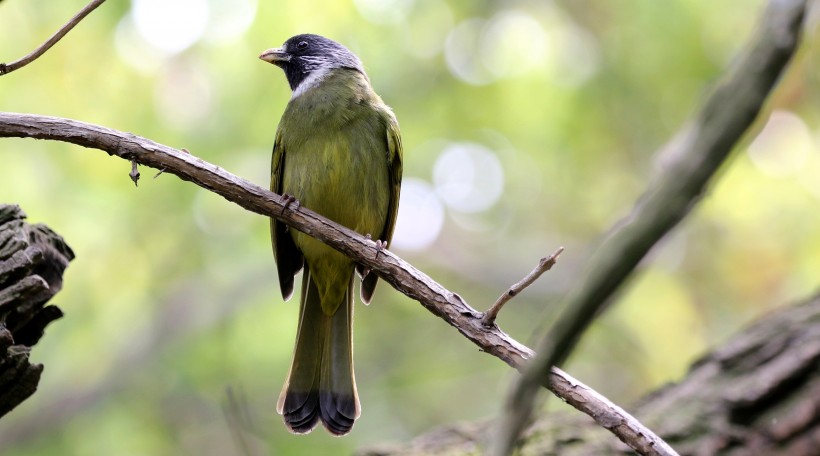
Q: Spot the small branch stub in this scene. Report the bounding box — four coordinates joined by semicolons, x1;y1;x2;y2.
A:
482;247;564;327
129;160;140;187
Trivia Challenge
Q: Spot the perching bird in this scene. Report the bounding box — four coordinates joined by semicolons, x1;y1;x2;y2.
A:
260;34;402;435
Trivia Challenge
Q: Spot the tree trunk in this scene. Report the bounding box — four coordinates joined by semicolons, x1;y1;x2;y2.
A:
359;293;820;456
0;204;73;418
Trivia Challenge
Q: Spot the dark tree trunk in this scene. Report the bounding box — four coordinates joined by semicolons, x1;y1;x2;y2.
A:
0;204;73;418
359;293;820;456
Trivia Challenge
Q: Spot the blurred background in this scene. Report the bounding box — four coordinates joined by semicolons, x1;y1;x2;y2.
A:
1;0;819;454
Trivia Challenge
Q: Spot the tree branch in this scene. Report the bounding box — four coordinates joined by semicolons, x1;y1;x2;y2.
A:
494;0;808;454
0;112;665;453
0;0;107;76
481;247;563;327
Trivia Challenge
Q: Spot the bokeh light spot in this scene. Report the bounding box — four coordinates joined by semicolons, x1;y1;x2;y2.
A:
748;110;812;177
114;13;166;74
132;0;209;54
204;0;257;43
445;9;598;86
551;24;599;87
481;11;549;79
444;18;493;85
433;142;504;213
392;178;445;251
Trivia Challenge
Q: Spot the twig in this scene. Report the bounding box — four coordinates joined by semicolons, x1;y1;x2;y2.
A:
482;247;564;327
129;160;140;186
0;112;668;454
0;0;107;76
154;148;188;178
492;0;808;455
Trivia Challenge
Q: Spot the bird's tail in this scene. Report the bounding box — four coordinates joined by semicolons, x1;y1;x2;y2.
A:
277;267;360;435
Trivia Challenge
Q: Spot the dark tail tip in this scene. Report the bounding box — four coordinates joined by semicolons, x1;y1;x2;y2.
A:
282;391;320;434
281;390;358;435
319;391;357;436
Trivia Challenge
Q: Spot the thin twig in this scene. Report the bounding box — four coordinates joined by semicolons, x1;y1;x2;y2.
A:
492;0;808;455
0;112;672;455
482;247;564;327
129;160;140;186
0;0;107;76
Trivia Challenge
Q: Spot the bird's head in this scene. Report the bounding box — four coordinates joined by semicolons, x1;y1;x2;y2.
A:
260;34;366;92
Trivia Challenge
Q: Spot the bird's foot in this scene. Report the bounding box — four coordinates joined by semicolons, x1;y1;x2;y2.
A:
280;194;300;215
360;236;388;280
373;239;387;260
365;235;388;260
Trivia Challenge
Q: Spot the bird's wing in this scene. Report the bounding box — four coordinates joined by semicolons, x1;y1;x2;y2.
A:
360;110;403;304
381;112;403;250
271;126;304;301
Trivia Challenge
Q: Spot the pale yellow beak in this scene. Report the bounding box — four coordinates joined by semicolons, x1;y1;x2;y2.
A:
259;47;291;64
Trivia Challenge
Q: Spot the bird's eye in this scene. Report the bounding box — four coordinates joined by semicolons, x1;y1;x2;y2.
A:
296;41;309;50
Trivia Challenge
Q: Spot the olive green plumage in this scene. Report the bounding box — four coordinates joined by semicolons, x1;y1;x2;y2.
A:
262;34;402;435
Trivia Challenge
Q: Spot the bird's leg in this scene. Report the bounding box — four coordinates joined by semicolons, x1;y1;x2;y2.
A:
373;239;387;260
279;194;300;215
359;235;387;280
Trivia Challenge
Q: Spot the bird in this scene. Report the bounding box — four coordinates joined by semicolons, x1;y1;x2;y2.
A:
260;34;402;436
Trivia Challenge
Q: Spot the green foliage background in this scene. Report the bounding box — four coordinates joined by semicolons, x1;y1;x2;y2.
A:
1;0;819;454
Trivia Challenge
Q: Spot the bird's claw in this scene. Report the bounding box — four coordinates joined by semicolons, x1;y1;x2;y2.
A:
368;235;387;260
280;194;300;215
374;239;387;260
360;236;387;280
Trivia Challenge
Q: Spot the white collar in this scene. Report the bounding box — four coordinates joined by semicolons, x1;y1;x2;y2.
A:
291;67;331;100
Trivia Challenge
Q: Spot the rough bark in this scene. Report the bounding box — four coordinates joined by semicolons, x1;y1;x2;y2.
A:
359;292;820;456
0;204;73;418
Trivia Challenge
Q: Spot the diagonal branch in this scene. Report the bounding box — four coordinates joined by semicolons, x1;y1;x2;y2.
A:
0;0;107;76
0;112;668;454
493;0;808;454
